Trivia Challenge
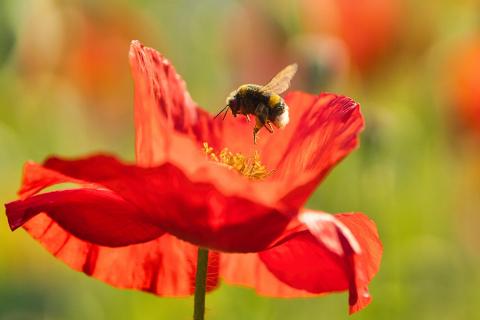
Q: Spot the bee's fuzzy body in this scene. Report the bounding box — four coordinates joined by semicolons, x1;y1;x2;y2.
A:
218;63;297;143
228;84;288;129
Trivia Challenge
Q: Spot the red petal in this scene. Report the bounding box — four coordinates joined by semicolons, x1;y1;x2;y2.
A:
18;156;121;199
221;252;315;297
14;155;291;252
335;212;383;313
9;157;222;295
129;40;220;167
24;214;219;296
221;211;382;314
6;189;164;247
264;92;364;207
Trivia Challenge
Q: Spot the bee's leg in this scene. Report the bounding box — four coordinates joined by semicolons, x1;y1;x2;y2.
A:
265;121;274;133
253;116;263;144
253;127;260;144
253;104;268;144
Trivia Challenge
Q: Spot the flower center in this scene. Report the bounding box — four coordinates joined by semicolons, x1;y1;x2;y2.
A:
203;142;272;180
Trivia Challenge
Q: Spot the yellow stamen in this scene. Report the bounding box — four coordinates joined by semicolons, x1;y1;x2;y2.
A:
203;142;272;180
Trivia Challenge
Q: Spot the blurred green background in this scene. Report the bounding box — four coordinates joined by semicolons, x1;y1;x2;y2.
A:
1;0;480;319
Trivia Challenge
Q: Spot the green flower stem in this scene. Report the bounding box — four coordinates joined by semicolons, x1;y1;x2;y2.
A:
193;247;209;320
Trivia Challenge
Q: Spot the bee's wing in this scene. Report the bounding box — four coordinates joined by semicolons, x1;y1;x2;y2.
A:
261;63;298;95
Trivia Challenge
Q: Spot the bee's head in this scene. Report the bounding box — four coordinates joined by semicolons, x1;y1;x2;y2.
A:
271;104;290;129
226;91;239;112
227;97;237;110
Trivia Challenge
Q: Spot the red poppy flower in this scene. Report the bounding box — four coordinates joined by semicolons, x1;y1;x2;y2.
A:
5;41;382;314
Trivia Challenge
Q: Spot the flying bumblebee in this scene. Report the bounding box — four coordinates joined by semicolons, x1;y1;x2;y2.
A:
215;63;298;144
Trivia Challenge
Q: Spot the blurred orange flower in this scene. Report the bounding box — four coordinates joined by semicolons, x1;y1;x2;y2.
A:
60;4;157;110
17;1;156;112
225;3;350;92
225;3;290;84
299;0;403;71
447;37;480;137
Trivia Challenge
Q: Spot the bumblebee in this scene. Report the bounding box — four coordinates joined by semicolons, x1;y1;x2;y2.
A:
216;63;298;144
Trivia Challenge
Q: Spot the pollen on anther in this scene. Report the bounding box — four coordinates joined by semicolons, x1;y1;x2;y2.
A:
203;142;272;180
